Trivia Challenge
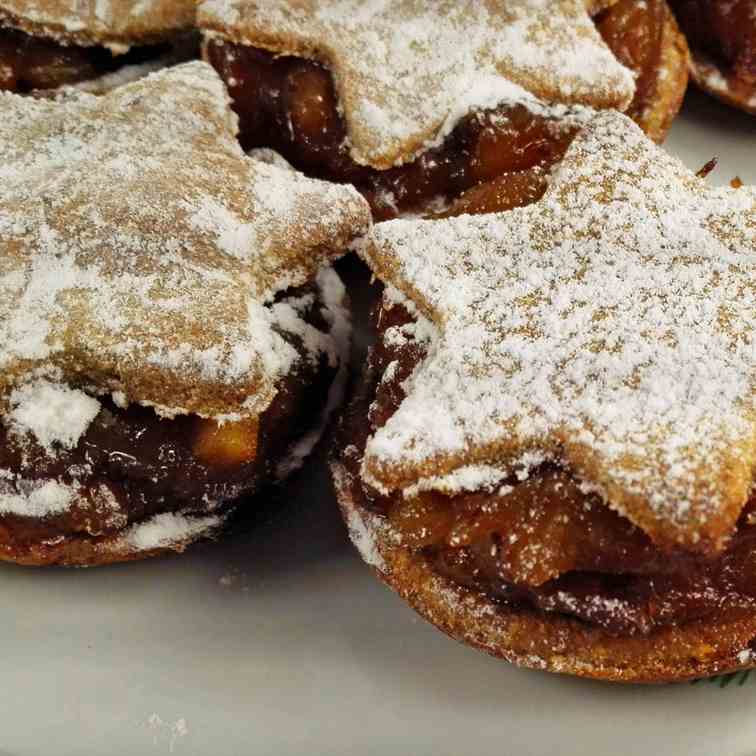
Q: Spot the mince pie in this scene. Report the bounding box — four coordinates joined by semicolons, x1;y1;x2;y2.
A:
670;0;756;115
333;111;756;682
199;0;689;219
0;61;371;566
0;0;198;94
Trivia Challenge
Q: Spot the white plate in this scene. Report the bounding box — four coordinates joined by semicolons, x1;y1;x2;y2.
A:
1;92;755;756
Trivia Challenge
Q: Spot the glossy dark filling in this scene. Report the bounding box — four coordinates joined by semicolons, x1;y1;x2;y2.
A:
204;0;666;219
0;26;173;93
337;298;756;637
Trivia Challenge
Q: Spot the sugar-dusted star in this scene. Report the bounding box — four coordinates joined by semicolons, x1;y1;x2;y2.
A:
0;61;370;419
200;0;635;168
361;111;756;553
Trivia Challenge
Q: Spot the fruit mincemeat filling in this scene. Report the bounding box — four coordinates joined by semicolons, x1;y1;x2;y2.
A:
205;0;665;219
0;287;335;548
0;27;171;93
339;300;756;637
670;0;756;82
204;39;573;220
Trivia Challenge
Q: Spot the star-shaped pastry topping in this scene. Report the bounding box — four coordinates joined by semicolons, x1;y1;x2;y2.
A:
0;0;195;46
199;0;635;168
361;111;756;553
0;61;370;419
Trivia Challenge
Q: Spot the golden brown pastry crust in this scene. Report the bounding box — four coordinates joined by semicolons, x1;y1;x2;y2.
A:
0;0;195;48
1;62;365;567
641;2;690;140
604;0;689;142
333;461;756;683
331;110;756;681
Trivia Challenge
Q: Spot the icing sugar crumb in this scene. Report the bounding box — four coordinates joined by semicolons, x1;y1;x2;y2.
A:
218;565;250;591
387;450;549;498
147;713;189;753
361;111;756;549
381;286;438;349
7;380;101;455
344;504;385;571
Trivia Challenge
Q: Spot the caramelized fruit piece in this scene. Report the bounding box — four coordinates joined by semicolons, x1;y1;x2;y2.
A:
438;168;549;217
0;62;16;90
284;61;345;167
193;417;259;467
468;108;575;183
389;471;666;586
387;463;756;635
596;0;691;142
696;156;718;178
389;497;457;549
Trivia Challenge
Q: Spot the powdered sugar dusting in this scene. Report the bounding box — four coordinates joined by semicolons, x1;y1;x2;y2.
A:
361;111;756;550
402;466;509;498
0;478;76;517
7;379;100;455
116;512;222;553
199;0;634;168
147;713;189;753
344;501;386;571
0;62;370;420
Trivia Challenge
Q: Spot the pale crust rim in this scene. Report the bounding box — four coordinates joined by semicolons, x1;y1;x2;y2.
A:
0;5;195;48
